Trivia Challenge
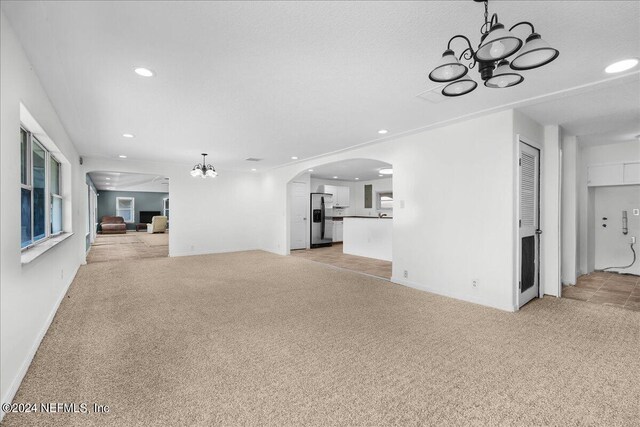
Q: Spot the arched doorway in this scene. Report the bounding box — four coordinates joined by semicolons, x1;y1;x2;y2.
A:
287;159;393;279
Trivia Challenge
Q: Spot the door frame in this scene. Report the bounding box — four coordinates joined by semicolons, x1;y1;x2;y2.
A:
514;134;544;309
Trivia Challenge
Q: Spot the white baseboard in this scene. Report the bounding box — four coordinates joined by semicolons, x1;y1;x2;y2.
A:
0;264;79;421
390;276;516;312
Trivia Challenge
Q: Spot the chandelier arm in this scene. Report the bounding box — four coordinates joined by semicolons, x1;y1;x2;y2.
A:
447;34;474;52
509;21;536;34
458;47;478;69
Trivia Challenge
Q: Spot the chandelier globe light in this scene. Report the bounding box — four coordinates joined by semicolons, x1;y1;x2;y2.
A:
429;0;559;97
190;153;218;178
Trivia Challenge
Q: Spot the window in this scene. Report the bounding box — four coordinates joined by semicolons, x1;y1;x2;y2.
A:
50;157;62;235
21;127;64;249
163;198;169;221
377;192;393;210
116;197;135;223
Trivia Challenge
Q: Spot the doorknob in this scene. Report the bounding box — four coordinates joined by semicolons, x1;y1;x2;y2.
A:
535;229;542;235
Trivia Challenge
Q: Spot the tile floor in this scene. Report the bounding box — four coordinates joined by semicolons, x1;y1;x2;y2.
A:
86;231;168;263
290;243;392;279
563;271;640;311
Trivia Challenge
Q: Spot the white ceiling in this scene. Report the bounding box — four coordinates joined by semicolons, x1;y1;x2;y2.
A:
89;171;169;193
310;159;392;182
2;1;639;169
517;77;640;147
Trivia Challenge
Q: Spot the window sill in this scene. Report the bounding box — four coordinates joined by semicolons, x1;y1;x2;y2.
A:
21;232;74;265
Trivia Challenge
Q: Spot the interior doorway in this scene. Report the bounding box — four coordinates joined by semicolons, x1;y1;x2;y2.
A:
518;141;541;307
85;171;170;263
287;158;393;280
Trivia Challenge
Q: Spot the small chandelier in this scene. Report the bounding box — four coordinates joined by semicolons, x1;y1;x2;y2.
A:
190;153;218;178
429;0;559;97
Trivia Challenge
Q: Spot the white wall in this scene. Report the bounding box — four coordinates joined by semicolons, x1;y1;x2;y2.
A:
594;185;640;275
1;12;86;412
561;135;578;284
576;140;640;275
82;157;263;257
263;110;528;311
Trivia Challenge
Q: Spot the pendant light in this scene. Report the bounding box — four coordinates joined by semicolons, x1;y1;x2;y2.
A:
510;33;560;70
190;153;218;178
442;78;478;97
428;49;468;82
428;0;559;97
475;23;522;62
484;60;523;88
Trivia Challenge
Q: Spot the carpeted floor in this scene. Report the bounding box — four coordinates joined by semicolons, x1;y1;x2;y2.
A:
3;251;639;426
86;232;168;263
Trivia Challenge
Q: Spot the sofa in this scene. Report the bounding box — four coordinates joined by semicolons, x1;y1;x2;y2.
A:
100;216;127;234
147;216;168;233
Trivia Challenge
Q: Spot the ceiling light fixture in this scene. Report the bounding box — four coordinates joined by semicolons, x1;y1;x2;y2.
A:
134;67;154;77
308;169;314;172
429;0;558;97
333;176;339;179
118;155;127;159
355;178;360;180
379;168;393;175
105;178;111;180
291;156;299;160
251;168;257;172
379;174;384;177
122;133;135;138
605;58;639;74
190;153;218;178
378;129;388;135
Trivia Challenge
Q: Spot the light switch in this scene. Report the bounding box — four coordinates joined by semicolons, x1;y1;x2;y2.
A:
633;209;639;216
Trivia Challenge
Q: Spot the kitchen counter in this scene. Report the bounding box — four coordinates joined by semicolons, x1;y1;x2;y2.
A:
342;217;392;261
334;216;393;221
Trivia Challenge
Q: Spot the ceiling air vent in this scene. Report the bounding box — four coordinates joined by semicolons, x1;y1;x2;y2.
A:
416;84;447;104
245;157;262;162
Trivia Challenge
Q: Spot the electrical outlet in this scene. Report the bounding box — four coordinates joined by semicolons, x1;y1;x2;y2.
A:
403;270;408;279
632;236;637;244
472;279;478;288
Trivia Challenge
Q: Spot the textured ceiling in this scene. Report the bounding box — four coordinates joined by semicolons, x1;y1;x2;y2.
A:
309;159;392;182
89;171;169;192
2;1;639;169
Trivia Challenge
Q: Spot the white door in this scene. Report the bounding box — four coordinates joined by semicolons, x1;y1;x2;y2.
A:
290;182;307;250
519;142;541;307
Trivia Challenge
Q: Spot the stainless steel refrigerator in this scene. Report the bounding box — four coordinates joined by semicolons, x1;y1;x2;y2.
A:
310;193;333;248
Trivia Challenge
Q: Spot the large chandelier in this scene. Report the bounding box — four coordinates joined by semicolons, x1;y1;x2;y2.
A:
429;0;559;97
190;153;218;178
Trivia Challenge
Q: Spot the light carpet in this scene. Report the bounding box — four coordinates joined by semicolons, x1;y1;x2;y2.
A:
3;251;639;426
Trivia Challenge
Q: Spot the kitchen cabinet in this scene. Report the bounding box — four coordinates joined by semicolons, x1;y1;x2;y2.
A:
333;220;343;242
319;185;350;207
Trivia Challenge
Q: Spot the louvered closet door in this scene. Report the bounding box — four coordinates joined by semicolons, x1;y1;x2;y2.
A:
519;142;540;307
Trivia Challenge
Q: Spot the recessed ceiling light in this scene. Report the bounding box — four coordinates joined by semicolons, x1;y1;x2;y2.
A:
379;168;393;175
378;129;388;134
355;178;359;180
105;177;111;180
251;168;257;172
134;67;154;77
122;133;135;138
119;155;127;159
308;169;314;172
605;58;638;74
379;174;383;177
291;156;298;160
333;176;338;179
